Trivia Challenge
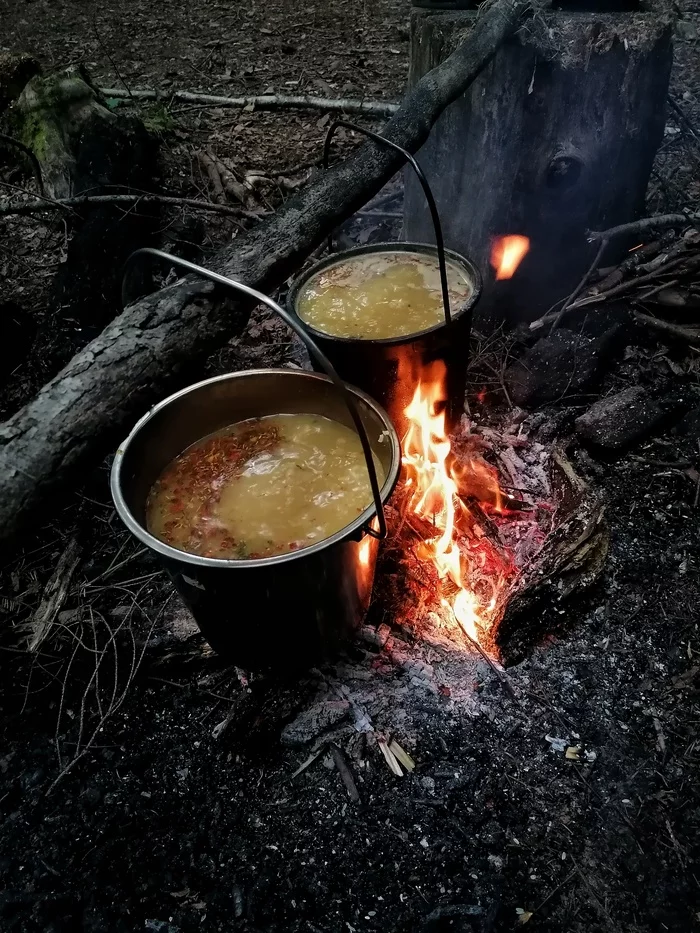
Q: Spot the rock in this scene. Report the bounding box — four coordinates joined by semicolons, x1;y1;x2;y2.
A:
575;386;664;449
280;699;350;746
505;327;619;407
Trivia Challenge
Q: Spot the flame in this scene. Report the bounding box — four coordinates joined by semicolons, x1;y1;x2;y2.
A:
401;361;504;645
358;535;372;567
490;235;530;281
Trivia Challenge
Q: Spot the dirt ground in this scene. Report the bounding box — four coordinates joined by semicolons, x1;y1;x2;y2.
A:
1;2;700;933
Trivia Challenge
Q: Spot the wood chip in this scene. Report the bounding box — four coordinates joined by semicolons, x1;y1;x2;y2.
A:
389;739;415;772
377;737;403;776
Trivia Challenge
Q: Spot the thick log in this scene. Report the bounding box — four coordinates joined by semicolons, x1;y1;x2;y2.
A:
0;0;528;548
404;5;673;325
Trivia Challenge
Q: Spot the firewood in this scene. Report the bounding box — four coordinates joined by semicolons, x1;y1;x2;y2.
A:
0;0;529;547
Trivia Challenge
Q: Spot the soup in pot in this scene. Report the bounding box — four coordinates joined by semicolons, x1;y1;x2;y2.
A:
146;413;384;559
296;250;472;340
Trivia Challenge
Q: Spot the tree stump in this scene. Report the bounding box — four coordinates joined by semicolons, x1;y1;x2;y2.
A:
404;3;673;325
12;67;160;382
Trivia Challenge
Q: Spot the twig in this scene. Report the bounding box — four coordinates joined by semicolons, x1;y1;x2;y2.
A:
532;255;700;329
98;87;399;117
455;619;519;704
588;212;700;243
0;132;45;195
355;209;402;220
0;192;249;218
0;179;77;215
329;743;361;803
544;238;608;334
91;12;133;102
667;94;700;147
634;277;680;303
27;539;81;652
569;855;617;931
531;869;577;916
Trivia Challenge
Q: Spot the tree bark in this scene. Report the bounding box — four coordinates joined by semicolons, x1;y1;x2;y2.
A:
404;6;673;326
0;0;528;548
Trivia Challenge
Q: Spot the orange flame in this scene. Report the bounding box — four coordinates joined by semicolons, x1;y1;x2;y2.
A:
490;235;530;281
401;361;504;643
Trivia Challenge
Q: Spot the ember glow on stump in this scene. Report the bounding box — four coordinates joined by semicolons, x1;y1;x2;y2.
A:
490;235;530;281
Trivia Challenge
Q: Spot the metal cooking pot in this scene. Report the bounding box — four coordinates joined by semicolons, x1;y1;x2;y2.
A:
288;242;481;441
112;250;400;670
288;120;482;441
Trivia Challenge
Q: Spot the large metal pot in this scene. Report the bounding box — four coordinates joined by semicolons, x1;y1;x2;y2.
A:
111;369;400;670
288;242;482;440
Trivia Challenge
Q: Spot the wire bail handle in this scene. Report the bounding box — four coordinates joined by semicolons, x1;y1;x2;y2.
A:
121;248;388;540
323;119;452;326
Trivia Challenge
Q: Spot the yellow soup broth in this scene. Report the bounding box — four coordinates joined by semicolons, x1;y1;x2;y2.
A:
146;413;384;559
297;251;472;340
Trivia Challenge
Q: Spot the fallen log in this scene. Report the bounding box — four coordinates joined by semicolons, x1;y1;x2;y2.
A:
98;87;399;118
0;0;528;547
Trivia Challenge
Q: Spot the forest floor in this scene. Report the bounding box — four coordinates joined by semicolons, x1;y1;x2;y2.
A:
1;2;700;933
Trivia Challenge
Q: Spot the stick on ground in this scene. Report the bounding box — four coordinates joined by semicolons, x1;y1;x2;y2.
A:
98;87;399;117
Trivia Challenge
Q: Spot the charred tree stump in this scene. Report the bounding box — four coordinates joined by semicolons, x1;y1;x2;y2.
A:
404;3;673;325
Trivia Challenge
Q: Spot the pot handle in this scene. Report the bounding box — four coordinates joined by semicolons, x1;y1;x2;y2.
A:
323;119;451;326
121;248;389;540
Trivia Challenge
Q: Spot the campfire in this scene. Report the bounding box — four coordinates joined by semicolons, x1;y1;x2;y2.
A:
363;234;609;665
400;358;515;647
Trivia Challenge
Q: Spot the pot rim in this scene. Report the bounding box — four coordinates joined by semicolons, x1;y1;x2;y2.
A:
287;241;483;346
110;368;401;569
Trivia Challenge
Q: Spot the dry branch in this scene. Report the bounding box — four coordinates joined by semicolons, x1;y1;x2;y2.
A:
0;192;251;218
98;87;399;117
588;212;700;242
0;0;528;547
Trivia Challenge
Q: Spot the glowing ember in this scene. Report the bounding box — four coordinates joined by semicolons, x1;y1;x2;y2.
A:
358;535;372;567
490;235;530;281
401;361;509;646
